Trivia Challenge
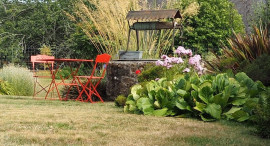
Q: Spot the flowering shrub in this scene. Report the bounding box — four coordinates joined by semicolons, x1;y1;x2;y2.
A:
155;46;205;75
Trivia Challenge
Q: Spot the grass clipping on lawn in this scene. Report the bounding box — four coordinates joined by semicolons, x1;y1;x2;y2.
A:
0;95;270;145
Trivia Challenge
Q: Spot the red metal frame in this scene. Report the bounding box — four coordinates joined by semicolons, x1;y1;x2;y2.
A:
31;55;54;98
36;58;93;100
75;54;111;103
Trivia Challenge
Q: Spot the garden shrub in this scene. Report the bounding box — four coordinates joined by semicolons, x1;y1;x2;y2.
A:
124;72;265;121
0;79;13;95
176;0;244;53
138;65;165;83
0;64;34;96
239;54;270;86
254;88;270;138
115;95;127;107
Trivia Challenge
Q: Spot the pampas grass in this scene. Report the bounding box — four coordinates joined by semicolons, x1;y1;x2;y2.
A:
68;0;195;59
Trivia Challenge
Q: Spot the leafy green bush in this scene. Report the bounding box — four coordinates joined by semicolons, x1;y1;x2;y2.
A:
124;72;265;121
176;0;244;53
115;95;127;107
254;88;270;138
239;54;270;86
138;65;165;83
0;79;13;95
0;64;34;96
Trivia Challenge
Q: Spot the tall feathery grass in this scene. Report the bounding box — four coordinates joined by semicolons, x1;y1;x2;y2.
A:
0;64;34;96
67;0;198;59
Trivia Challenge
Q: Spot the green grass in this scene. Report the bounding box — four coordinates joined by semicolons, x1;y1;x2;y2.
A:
0;95;269;145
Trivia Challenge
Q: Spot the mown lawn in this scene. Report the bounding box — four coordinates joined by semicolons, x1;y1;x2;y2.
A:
0;95;269;146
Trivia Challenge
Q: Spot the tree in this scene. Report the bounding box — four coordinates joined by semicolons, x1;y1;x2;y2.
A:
0;0;97;67
176;0;245;53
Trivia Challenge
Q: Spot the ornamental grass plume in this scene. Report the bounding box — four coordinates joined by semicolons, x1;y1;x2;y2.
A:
0;64;34;96
68;0;200;59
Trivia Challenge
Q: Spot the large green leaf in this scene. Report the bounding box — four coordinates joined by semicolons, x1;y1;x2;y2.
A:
146;81;156;92
191;84;199;91
191;90;199;101
131;84;142;101
177;89;187;97
231;98;248;106
235;72;255;89
148;90;156;102
153;108;168;116
176;98;192;111
137;98;154;115
175;78;186;90
232;110;249;122
186;81;191;91
212;73;229;93
223;107;242;120
199;80;212;89
124;100;137;113
198;86;213;104
194;101;206;112
204;103;222;119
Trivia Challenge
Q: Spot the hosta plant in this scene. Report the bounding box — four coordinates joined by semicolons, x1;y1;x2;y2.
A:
124;72;266;122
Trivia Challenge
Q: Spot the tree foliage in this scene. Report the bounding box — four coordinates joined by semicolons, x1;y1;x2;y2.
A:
0;0;97;66
176;0;245;53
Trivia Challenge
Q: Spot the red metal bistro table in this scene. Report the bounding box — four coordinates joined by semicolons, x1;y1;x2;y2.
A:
36;58;93;100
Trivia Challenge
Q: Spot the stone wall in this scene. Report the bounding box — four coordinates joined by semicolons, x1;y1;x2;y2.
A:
106;60;155;100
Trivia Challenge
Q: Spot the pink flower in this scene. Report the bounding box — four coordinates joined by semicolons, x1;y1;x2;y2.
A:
155;78;160;81
175;46;193;56
186;49;193;57
171;57;184;64
155;60;163;66
189;55;201;65
161;55;168;59
183;68;190;73
166;64;173;69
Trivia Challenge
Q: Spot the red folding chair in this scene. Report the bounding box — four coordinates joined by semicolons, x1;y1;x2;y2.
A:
31;55;54;98
75;54;111;103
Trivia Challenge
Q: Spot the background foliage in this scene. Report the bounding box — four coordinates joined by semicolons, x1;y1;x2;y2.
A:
175;0;244;53
0;0;97;67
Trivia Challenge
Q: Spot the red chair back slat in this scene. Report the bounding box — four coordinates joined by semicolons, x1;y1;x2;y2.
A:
95;53;111;63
